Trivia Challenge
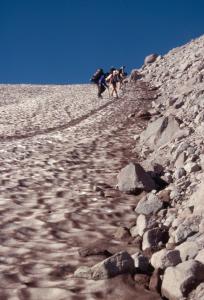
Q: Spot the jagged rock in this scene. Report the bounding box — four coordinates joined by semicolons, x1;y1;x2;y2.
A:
135;193;163;215
91;251;135;280
184;162;201;173
173;215;201;244
140;115;181;148
117;162;157;194
75;251;135;280
150;248;181;270
195;249;204;264
175;241;199;261
144;54;158;64
162;260;204;299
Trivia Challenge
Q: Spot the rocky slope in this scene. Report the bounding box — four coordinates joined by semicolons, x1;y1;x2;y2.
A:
127;33;204;299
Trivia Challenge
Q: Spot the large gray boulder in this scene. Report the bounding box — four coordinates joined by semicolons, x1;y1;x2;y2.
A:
140;115;181;149
117;162;156;193
162;260;204;299
135;193;163;215
74;251;135;280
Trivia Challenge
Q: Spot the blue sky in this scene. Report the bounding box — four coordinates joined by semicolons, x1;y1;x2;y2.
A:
0;0;204;84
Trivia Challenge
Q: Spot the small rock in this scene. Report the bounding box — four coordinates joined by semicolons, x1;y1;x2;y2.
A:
114;227;131;241
184;162;201;173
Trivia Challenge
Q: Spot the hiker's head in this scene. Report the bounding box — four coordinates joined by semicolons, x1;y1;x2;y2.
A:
113;70;119;76
110;67;116;74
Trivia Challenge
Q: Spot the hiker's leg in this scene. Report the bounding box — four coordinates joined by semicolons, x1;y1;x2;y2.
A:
110;84;114;96
98;84;103;98
101;85;106;94
113;83;118;97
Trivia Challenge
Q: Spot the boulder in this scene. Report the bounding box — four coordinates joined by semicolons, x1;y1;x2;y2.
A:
75;251;135;280
173;215;201;244
130;69;141;81
144;54;158;64
162;260;204;299
175;241;199;262
184;162;201;173
151;248;181;270
140;115;181;148
135;193;163;215
142;228;168;251
117;162;156;194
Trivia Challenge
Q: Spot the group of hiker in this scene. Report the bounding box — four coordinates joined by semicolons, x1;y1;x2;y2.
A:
90;66;127;99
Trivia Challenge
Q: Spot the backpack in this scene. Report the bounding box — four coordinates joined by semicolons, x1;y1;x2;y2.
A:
110;71;119;84
90;68;104;83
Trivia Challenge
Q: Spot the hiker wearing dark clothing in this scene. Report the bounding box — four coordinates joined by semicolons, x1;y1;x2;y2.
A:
98;74;108;98
90;68;108;98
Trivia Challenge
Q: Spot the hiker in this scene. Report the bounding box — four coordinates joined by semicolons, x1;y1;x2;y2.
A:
118;66;127;89
90;68;108;98
106;69;119;98
97;73;108;98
